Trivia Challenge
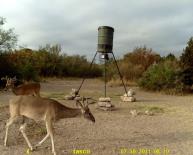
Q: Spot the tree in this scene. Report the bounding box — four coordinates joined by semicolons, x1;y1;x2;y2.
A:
123;46;161;71
0;17;17;52
180;37;193;68
179;37;193;88
165;53;176;61
116;46;161;80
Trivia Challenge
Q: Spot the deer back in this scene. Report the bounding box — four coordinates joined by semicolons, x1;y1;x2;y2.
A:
14;83;40;95
9;96;56;121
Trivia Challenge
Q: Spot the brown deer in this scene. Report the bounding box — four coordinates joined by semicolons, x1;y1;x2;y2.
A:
4;96;95;155
1;76;40;96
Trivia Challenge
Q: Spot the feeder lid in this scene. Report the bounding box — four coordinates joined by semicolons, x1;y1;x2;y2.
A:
98;26;114;32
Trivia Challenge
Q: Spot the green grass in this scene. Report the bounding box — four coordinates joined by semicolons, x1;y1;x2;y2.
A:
148;106;164;113
36;126;47;135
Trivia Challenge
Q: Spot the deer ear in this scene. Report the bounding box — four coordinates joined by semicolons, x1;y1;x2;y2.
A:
12;76;17;80
12;76;17;82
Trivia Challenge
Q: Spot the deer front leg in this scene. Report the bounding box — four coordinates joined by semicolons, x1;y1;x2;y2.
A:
4;117;17;146
19;123;33;151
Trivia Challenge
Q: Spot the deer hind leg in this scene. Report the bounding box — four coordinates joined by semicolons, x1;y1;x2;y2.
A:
35;134;49;148
37;92;40;96
4;116;17;146
46;120;56;155
35;121;50;148
19;123;33;151
35;90;40;97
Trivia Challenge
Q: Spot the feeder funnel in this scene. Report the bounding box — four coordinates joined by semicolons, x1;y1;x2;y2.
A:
97;26;114;53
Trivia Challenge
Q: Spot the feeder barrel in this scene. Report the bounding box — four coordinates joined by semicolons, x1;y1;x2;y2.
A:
97;26;114;53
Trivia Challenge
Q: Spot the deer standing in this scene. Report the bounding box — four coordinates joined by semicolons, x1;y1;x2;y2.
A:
1;77;40;96
4;96;95;155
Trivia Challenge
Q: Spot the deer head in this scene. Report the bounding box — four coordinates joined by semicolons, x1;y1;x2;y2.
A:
2;76;17;91
76;97;95;123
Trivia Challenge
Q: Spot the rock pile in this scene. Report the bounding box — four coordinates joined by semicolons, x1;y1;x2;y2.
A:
121;89;136;102
130;109;154;117
130;110;138;117
96;97;115;111
144;110;154;116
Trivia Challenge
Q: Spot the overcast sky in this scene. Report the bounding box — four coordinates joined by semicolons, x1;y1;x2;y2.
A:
1;0;193;58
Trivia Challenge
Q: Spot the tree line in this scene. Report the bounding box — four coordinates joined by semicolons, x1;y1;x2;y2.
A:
1;17;193;94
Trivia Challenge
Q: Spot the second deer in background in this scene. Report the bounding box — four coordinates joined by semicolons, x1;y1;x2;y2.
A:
1;76;40;96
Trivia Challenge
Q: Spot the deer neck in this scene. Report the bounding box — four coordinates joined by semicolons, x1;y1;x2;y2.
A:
56;104;82;120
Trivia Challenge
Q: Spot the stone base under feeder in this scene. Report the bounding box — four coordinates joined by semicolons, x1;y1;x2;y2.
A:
96;97;115;111
120;89;136;102
121;96;136;102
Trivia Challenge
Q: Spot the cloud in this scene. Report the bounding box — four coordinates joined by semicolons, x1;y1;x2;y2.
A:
1;0;193;58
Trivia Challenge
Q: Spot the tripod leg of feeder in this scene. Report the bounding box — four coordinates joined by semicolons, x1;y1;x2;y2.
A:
77;51;98;93
111;52;128;94
104;58;107;97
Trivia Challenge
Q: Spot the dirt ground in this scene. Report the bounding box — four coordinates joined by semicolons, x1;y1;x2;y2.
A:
1;78;193;155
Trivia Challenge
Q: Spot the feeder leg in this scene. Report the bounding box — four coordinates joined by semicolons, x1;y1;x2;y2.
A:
111;52;128;95
77;51;98;93
104;57;107;97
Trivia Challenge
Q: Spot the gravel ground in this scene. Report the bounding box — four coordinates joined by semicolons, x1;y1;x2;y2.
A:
0;79;193;155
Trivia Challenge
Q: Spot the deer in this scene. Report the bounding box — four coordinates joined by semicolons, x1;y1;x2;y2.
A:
1;76;40;96
4;95;95;155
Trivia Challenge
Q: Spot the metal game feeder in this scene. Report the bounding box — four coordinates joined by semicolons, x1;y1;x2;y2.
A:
77;26;128;97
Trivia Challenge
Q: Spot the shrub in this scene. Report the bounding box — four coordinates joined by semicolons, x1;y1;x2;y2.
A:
138;59;183;93
18;64;39;81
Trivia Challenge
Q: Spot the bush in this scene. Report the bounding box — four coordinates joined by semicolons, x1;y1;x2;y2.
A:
138;59;183;93
18;64;39;81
